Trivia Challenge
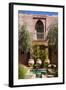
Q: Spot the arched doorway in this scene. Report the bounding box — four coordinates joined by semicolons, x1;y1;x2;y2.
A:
35;20;44;40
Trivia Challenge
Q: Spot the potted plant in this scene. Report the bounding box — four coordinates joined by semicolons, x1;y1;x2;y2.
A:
33;46;42;68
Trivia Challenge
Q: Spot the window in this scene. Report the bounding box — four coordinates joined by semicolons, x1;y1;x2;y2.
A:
35;20;44;40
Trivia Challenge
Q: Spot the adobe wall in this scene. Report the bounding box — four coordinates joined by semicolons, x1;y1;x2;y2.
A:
18;14;58;40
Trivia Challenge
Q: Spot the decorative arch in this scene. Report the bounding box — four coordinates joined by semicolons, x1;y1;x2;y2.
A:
35;20;44;40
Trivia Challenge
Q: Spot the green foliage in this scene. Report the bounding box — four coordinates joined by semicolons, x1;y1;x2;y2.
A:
44;63;48;67
33;46;45;61
48;23;58;46
34;46;40;59
35;63;41;68
19;25;31;53
44;48;49;59
48;23;58;64
18;64;28;79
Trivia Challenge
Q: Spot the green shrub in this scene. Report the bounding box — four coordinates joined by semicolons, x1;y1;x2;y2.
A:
33;46;45;60
48;23;58;45
19;25;31;53
18;64;28;79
